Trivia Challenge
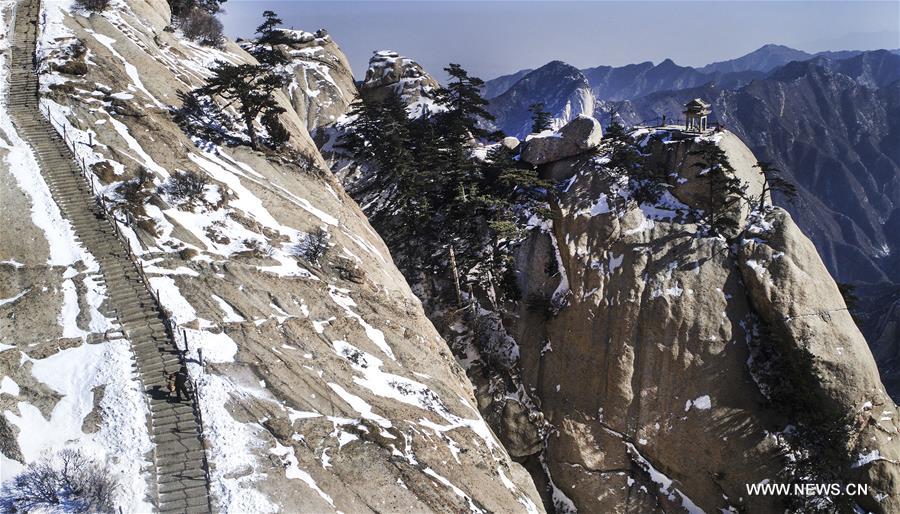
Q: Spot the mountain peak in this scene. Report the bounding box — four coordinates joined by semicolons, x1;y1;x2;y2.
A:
361;50;440;115
701;44;812;74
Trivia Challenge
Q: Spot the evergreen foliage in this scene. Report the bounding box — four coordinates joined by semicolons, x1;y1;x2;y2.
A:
256;10;283;41
340;64;545;304
754;161;797;210
434;64;495;140
604;119;667;205
190;61;289;149
528;102;552;133
689;141;749;237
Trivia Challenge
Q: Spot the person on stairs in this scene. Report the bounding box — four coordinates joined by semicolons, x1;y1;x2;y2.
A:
168;365;191;402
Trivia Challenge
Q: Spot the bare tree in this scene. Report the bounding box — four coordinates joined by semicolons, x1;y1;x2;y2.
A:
0;448;117;513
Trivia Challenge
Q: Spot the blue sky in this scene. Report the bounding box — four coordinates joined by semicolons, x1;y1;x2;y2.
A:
221;1;900;81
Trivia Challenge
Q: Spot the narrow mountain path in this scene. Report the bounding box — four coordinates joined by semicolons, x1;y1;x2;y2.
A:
7;1;212;512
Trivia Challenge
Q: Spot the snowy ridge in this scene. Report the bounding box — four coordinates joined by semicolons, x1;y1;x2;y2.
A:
2;0;544;511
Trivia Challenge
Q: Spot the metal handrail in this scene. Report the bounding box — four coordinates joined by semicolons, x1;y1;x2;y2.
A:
27;14;214;508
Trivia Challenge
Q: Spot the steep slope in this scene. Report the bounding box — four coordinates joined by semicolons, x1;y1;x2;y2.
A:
240;28;357;133
483;67;532;99
0;1;153;510
337;110;900;512
0;0;543;511
486;60;594;138
502;128;899;513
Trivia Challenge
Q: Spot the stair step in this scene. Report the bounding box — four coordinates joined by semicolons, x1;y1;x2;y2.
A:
8;2;209;507
154;419;201;435
159;484;209;502
156;438;203;457
153;411;200;429
158;476;207;494
159;493;210;513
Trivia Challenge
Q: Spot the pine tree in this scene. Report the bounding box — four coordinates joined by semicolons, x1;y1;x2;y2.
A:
339;63;549;301
168;0;225;17
528;103;552;133
754;161;797;211
256;10;283;42
602;119;665;204
193;61;289;149
338;92;435;267
435;63;495;141
689;141;749;237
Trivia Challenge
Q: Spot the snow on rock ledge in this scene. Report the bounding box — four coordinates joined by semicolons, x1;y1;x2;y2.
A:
520;114;603;166
360;50;441;117
2;0;545;511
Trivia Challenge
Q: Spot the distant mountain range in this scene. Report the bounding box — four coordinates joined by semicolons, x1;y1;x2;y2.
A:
484;45;900;137
482;44;900;396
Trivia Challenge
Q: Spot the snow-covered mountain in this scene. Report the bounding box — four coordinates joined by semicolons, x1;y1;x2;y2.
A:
484;47;900;399
4;0;900;512
0;0;541;512
335;105;900;512
603;51;900;392
486;60;594;138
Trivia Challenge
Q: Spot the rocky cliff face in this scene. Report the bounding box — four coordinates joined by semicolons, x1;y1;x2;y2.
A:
611;53;900;275
608;53;900;391
241;28;357;132
486;61;594;138
485;49;900;399
338;107;900;512
359;50;441;117
505;128;898;513
0;0;542;511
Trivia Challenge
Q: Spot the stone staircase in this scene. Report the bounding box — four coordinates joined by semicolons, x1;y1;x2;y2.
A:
6;1;212;512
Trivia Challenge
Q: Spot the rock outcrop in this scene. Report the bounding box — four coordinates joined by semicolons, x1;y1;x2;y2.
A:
359;50;440;117
0;0;543;511
242;29;358;132
607;54;900;396
520;115;603;166
503;128;900;513
339;119;900;512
